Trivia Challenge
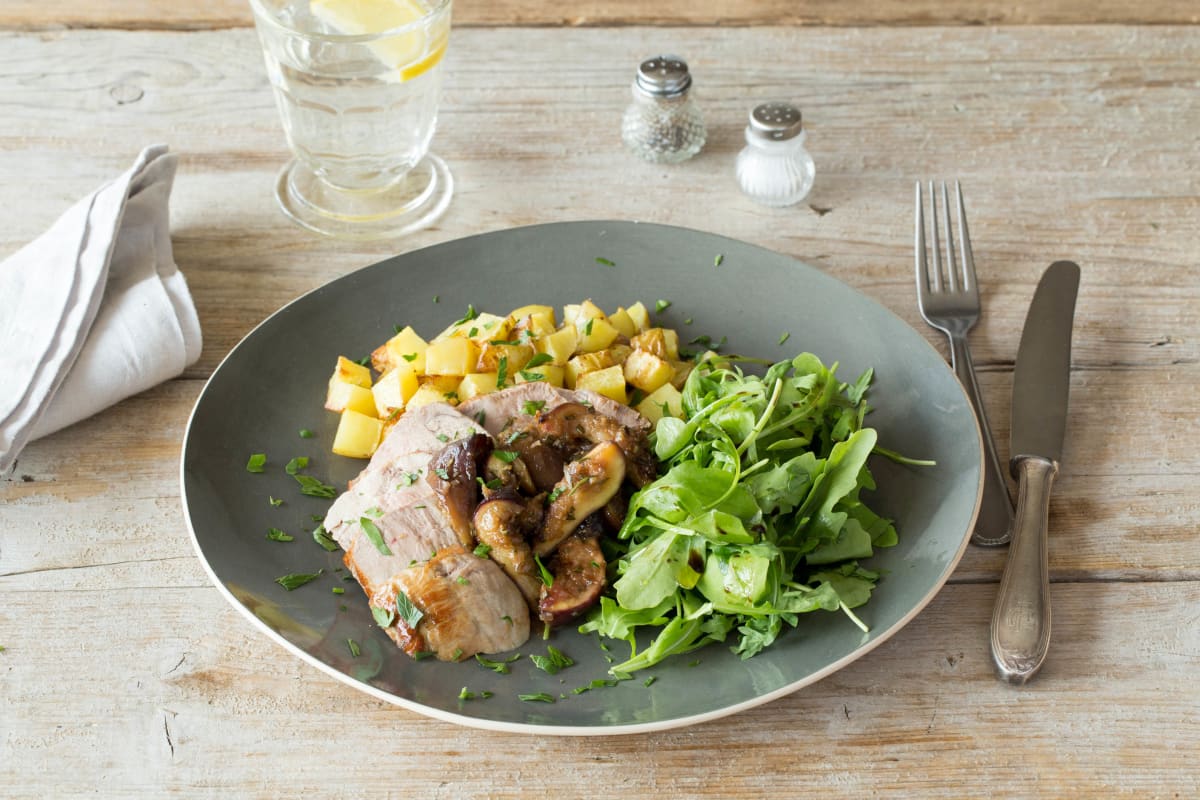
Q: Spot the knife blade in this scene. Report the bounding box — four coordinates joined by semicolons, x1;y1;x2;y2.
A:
991;260;1080;684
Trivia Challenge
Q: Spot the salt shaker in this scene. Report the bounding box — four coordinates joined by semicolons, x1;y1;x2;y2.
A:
621;55;706;164
736;102;815;206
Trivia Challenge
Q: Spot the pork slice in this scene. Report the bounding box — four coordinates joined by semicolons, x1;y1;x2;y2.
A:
322;402;487;598
459;382;649;438
371;546;530;660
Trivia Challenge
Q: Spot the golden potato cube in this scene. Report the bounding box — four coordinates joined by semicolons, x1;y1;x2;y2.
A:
476;342;534;374
626;301;651;332
562;299;607;328
377;326;429;374
510;304;556;325
623;349;674;393
372;365;420;417
631;327;680;361
606;344;633;364
457;372;502;401
576;365;627;404
511;309;556;339
636;383;685;424
433;311;510;344
566;351;616;389
535;325;578;366
420;374;461;392
669;359;695;390
325;380;378;416
406;383;457;409
608;307;637;339
576;317;620;353
515;364;565;387
425;337;481;376
332;409;383;459
332;356;372;388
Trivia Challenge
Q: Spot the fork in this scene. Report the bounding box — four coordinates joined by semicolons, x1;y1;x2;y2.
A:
915;181;1014;546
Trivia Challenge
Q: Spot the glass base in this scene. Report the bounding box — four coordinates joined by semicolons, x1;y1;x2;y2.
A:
274;155;453;240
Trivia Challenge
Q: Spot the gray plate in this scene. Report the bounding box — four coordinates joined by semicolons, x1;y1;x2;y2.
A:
181;220;983;735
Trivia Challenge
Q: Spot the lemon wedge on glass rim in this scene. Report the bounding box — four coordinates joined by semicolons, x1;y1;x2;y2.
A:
310;0;449;81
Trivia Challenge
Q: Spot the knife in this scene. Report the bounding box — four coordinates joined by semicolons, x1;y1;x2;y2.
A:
990;260;1080;684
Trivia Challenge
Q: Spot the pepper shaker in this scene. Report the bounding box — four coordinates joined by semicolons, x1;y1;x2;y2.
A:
736;102;815;206
621;55;706;164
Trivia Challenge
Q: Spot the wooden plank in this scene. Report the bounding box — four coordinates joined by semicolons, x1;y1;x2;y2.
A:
1;0;1198;31
0;576;1196;796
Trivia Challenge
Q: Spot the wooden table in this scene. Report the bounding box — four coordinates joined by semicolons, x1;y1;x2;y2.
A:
2;2;1197;796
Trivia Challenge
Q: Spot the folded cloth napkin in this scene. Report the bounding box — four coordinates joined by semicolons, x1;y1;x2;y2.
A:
0;144;201;473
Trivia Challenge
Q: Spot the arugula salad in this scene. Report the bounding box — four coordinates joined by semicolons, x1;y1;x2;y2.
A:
581;352;904;674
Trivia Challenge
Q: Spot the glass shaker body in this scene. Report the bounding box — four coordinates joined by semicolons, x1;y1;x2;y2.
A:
621;56;706;164
736;102;814;207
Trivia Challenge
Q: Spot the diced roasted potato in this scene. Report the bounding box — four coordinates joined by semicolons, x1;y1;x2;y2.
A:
331;356;372;388
332;409;383;458
406;383;458;409
562;299;607;329
434;312;510;344
631;327;680;361
566;351;615;389
515;364;565;387
326;380;378;416
575;365;627;404
608;307;637;338
534;325;577;366
509;304;556;337
575;316;620;353
419;374;461;392
623;348;674;393
636;383;685;424
476;342;534;374
457;372;502;401
669;359;695;390
626;301;651;332
373;326;428;374
425;337;481;376
372;365;419;417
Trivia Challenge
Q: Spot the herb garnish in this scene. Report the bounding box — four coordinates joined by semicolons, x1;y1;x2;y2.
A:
473;543;492;558
524;353;553;368
530;645;574;675
294;474;337;498
347;639;360;658
285;456;308;475
299;429;314;439
371;605;395;627
266;527;294;542
778;331;791;346
394;590;424;628
475;653;520;674
522;400;546;416
246;454;267;473
655;299;671;313
519;371;546;383
268;496;283;507
453;304;478;325
519;693;556;703
595;257;615;267
534;554;554;587
359;517;392;556
492;450;519;464
275;570;322;591
496;356;509;388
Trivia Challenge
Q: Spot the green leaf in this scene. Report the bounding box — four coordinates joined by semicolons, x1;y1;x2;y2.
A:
265;527;294;542
285;456;309;475
475;653;520;674
275;570;322;591
312;525;339;552
294;474;337;498
359;517;392;556
530;645;575;675
519;693;556;703
246;453;267;473
522;400;546;415
525;353;553;368
299;429;315;439
371;605;396;628
394;590;424;628
534;554;553;587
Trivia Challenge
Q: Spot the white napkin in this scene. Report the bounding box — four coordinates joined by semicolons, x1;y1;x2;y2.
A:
0;145;201;472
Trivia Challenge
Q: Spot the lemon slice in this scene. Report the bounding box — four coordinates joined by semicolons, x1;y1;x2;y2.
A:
310;0;449;81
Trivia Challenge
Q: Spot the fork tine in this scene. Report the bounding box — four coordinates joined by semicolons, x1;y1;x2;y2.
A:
939;181;958;292
927;181;942;292
914;181;929;295
955;180;976;293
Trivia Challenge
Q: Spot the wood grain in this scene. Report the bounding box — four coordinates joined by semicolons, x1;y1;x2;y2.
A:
1;21;1197;797
2;0;1198;31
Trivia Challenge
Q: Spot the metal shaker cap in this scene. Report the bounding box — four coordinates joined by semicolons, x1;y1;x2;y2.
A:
748;102;803;141
635;55;692;98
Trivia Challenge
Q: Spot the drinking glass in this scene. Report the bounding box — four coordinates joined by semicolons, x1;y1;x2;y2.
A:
249;0;453;239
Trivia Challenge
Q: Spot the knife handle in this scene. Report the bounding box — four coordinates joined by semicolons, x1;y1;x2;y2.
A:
947;333;1015;546
990;455;1056;684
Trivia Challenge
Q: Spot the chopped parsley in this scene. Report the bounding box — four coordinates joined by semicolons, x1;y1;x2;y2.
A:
714;253;724;266
475;653;520;674
312;524;338;552
778;331;791;346
298;429;314;439
534;554;554;587
371;605;396;627
347;638;360;658
518;370;546;383
453;304;478;326
473;543;492;558
455;576;470;585
524;352;553;368
268;496;283;507
519;693;556;703
265;527;294;542
583;319;594;337
275;570;322;591
434;467;450;480
359;517;392;556
332;587;345;595
395;590;424;628
401;352;418;362
522;400;546;416
398;470;421;487
436;433;450;442
496;355;509;388
643;676;657;687
285;456;309;475
245;453;266;473
595;257;615;267
492;450;519;464
530;646;574;675
655;299;671;313
294;474;337;498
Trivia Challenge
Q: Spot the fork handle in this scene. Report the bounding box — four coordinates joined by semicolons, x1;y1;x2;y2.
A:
948;333;1015;546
